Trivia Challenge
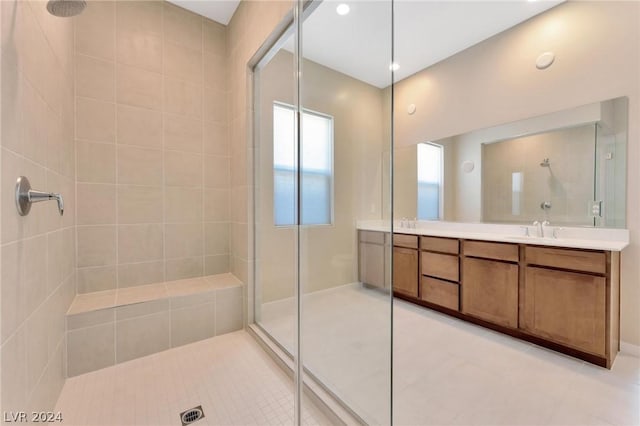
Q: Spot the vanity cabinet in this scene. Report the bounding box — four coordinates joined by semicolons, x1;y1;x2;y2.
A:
461;241;519;328
358;231;388;290
520;246;612;357
393;235;419;297
358;230;622;368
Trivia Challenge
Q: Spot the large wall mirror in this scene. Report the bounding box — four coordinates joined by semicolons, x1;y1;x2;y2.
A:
394;97;628;228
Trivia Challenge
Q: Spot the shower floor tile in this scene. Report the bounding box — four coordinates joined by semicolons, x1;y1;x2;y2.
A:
55;331;331;426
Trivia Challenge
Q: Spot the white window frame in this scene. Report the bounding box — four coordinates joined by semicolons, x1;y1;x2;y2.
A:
273;101;335;227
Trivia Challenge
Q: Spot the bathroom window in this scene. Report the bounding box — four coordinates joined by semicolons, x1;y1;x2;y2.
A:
273;103;334;226
417;142;443;220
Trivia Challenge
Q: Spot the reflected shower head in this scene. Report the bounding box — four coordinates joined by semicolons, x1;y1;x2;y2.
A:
46;0;86;17
540;158;550;167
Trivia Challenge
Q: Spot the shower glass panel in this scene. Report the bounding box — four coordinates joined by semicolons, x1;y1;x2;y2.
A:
299;1;393;424
252;21;298;391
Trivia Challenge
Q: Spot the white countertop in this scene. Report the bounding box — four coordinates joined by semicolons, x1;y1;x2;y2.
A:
356;220;629;252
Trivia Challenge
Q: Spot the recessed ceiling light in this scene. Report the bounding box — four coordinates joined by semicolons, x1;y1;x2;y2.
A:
390;62;400;71
336;4;350;15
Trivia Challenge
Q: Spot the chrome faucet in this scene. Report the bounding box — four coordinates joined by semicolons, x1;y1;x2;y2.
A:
541;220;550;238
15;176;64;216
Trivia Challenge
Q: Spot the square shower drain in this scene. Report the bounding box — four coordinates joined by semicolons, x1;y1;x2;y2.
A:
180;406;205;425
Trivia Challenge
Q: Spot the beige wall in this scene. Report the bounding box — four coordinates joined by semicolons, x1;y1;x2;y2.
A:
1;0;76;413
73;1;230;292
255;50;385;303
393;1;640;345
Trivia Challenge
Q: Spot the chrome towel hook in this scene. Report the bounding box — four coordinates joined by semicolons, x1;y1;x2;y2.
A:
15;176;64;216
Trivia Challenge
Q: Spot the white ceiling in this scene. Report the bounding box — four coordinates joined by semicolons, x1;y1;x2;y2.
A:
171;0;562;87
167;0;240;25
298;0;563;88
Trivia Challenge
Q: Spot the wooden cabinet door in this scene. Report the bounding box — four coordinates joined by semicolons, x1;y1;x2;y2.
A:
359;242;385;289
461;257;518;328
393;247;418;297
522;266;606;356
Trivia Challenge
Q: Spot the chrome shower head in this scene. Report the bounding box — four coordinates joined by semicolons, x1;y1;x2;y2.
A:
46;0;86;17
540;158;550;167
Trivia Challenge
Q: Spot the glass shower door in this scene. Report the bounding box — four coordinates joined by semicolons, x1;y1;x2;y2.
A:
299;1;394;424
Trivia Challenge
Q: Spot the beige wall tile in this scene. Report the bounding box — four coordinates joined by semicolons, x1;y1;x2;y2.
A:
117;145;162;185
77;140;116;183
164;78;202;117
117;261;165;288
204;155;230;188
77;183;116;225
75;0;115;60
170;303;216;348
164;186;203;223
204;122;228;155
165;257;203;281
163;42;202;85
117;185;163;224
215;286;243;335
117;105;162;148
1;326;27;411
115;312;170;363
118;224;164;264
205;222;229;256
204;51;227;91
116;64;163;110
67;323;115;377
77;266;117;293
204;189;230;222
115;1;162;36
163;2;202;50
46;231;64;294
203;19;226;55
77;226;117;268
20;77;49;165
76;97;115;143
76;54;115;102
164;113;202;153
205;255;230;275
116;299;169;321
67;309;114;331
116;29;162;73
165;223;203;259
165;150;202;187
26;303;49;393
204;88;227;123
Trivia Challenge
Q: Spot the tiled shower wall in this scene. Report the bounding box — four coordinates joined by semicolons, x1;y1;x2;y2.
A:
227;0;293;289
1;0;76;413
74;1;230;293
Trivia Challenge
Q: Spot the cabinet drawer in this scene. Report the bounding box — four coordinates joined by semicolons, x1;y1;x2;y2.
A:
525;246;606;275
463;240;518;262
394;234;418;249
359;230;385;245
421;252;459;282
421;237;459;254
421;277;459;311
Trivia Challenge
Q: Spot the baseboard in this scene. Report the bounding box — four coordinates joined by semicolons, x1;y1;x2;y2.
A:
620;341;640;357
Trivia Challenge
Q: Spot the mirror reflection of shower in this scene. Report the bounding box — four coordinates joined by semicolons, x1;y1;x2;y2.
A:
540;157;553;218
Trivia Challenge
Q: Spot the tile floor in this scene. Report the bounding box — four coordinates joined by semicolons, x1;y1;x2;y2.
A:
260;284;640;426
55;331;330;426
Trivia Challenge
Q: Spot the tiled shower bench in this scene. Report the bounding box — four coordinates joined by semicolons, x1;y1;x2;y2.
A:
66;273;243;377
